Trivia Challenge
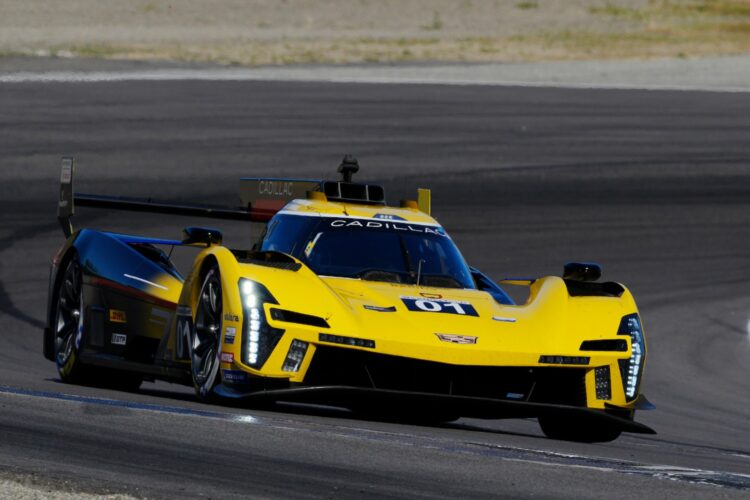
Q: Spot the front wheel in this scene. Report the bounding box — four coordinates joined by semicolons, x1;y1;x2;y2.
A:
538;414;622;443
191;266;223;402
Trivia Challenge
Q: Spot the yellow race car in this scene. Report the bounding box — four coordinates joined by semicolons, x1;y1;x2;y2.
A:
44;156;654;442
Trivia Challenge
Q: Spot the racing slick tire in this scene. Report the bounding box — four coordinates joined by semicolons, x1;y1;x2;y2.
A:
191;266;223;402
53;256;93;384
538;414;622;443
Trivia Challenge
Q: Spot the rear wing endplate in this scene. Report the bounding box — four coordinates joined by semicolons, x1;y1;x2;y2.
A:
57;157;75;237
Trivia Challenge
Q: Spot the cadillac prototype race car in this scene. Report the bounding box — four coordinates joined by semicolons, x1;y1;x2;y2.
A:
44;156;654;442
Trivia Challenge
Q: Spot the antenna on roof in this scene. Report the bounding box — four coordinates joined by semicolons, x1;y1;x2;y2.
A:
337;155;359;183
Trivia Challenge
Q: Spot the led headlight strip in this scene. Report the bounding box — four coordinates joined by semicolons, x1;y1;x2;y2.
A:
617;313;645;401
239;279;284;369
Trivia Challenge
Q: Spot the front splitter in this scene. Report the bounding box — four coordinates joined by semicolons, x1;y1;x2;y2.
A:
214;384;655;434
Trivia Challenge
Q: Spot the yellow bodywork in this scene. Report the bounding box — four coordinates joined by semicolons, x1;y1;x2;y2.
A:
174;197;645;411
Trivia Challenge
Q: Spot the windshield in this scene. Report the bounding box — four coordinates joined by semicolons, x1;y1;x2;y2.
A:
260;214;475;289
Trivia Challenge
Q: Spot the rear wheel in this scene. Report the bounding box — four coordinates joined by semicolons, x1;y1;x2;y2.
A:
54;257;90;383
54;256;143;391
538;414;622;443
191;266;223;402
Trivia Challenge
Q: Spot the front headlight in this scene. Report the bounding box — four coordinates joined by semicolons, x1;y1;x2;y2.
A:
617;313;645;401
238;279;283;369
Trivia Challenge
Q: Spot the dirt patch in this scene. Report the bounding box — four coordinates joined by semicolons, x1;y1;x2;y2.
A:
0;470;136;500
1;0;749;64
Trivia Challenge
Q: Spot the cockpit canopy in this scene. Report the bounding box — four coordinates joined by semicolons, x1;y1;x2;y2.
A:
260;213;475;289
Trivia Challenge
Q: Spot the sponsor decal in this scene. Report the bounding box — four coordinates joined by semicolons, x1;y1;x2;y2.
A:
419;292;442;299
224;313;239;322
109;309;127;323
60;160;72;183
224;326;236;344
435;333;478;345
329;219;446;236
373;213;406;221
401;296;479;317
111;333;127;346
220;352;234;363
259;180;293;197
223;370;247;382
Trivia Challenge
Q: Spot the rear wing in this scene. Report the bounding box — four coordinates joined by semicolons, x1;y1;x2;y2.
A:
57;156;432;238
56;157;324;238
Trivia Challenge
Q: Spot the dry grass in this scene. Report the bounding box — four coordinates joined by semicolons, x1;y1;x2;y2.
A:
3;0;750;65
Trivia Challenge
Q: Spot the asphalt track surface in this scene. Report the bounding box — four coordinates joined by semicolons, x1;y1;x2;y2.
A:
1;75;749;498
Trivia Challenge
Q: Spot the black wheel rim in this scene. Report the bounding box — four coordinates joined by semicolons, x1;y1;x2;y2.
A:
55;259;82;367
192;270;222;388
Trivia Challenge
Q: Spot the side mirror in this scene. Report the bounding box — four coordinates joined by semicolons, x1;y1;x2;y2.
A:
470;267;514;305
182;226;222;247
563;262;601;282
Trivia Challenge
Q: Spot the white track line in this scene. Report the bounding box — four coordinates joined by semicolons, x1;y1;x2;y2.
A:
1;68;749;92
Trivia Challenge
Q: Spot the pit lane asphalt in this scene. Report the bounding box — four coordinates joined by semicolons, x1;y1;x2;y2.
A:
0;76;749;498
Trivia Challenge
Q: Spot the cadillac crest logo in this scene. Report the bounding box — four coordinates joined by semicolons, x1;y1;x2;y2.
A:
435;333;478;344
